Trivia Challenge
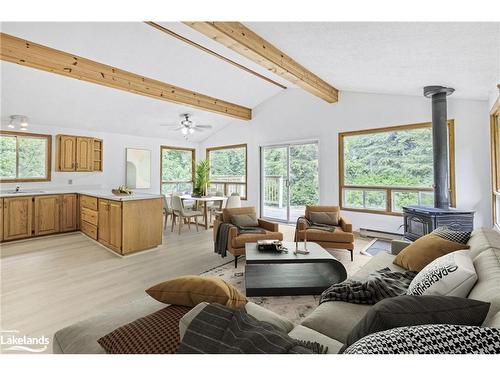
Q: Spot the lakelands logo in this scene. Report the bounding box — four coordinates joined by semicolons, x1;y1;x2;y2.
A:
0;330;50;353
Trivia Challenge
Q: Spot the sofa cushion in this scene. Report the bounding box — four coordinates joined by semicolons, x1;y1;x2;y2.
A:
393;233;469;272
231;213;259;227
245;302;295;333
222;207;256;223
97;305;191;354
340;295;490;353
288;325;343;354
432;226;471;244
351;252;404;281
407;250;478;297
53;297;165;354
232;231;283;248
300;301;371;343
305;205;340;220
309;211;339;226
468;228;500;259
296;228;354;243
467;247;500;326
146;276;247;308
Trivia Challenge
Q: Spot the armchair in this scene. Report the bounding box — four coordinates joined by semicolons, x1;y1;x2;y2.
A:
213;207;283;267
294;205;355;261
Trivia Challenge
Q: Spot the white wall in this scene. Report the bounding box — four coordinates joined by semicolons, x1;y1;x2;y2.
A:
200;89;492;233
0;123;197;195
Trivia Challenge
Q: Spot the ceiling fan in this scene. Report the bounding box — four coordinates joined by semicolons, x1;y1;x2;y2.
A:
160;114;213;136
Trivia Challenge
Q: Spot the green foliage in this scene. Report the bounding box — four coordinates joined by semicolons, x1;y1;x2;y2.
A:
193;159;210;196
344;128;433;187
263;144;319;206
161;149;193;194
209;147;246;182
0;135;47;179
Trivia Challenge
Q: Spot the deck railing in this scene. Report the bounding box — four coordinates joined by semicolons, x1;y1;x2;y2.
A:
263;175;284;208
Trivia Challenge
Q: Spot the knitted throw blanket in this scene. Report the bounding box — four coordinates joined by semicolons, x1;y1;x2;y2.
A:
319;267;417;305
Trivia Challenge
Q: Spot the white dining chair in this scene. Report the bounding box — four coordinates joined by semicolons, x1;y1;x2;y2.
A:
225;195;241;209
171;195;203;234
162;195;174;230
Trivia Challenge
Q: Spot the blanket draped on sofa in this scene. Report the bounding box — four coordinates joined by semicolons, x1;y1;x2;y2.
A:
177;303;327;354
319;267;417;305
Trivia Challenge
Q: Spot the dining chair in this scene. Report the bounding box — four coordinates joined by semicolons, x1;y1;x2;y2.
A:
225;195;242;209
208;191;224;223
162;195;174;230
171;195;203;234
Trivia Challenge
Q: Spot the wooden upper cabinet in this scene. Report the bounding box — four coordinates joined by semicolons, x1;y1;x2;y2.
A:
76;137;94;171
57;135;76;171
3;196;33;241
60;194;78;232
56;134;102;172
34;195;60;236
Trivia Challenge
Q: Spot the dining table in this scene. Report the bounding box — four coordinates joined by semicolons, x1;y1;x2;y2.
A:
180;195;227;230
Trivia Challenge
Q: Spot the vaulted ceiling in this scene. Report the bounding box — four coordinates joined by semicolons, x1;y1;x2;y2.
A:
1;22;498;140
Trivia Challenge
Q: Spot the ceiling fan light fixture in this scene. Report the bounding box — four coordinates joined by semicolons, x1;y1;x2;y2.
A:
188;128;195;134
181;127;188;135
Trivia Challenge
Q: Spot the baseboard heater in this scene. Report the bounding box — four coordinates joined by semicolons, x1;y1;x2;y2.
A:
358;228;403;241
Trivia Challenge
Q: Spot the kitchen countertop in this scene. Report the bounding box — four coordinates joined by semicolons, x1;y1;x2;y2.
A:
0;189;163;201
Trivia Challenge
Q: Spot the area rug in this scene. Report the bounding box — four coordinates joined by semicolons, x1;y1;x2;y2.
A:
201;247;372;325
360;238;392;257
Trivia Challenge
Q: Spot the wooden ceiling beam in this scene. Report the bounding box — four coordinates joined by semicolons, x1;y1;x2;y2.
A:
184;22;339;103
0;32;252;120
145;22;287;90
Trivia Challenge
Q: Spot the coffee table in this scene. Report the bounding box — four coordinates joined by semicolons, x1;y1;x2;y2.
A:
244;242;347;297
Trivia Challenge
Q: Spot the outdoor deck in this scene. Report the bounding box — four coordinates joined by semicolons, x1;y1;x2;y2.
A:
262;205;305;223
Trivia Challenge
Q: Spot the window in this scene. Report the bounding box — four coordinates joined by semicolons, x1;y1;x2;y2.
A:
0;131;52;182
339;121;456;215
490;96;500;227
160;146;195;195
206;144;247;199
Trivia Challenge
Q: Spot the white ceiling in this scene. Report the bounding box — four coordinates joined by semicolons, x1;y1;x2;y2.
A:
246;22;500;100
1;22;498;140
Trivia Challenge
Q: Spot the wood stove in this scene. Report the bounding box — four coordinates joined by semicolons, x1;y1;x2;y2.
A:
403;86;474;240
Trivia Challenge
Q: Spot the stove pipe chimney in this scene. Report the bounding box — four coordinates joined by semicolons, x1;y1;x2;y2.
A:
423;85;454;209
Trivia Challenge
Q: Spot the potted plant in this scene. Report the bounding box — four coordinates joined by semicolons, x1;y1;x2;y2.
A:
193;159;210;197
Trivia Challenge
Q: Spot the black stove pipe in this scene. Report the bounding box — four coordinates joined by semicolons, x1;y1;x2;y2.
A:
423;85;454;209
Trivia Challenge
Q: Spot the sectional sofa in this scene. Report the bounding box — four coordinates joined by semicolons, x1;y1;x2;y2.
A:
53;228;500;354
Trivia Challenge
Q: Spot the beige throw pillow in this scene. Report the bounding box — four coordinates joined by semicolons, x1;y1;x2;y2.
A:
146;275;247;308
309;211;339;226
231;213;259;227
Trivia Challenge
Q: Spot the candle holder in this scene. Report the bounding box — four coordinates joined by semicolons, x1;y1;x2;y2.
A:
295;218;310;255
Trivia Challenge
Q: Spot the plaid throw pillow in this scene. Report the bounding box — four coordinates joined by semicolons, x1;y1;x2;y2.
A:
98;305;191;354
432;226;471;245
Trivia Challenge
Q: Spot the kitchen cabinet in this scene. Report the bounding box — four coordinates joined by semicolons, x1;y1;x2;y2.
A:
3;196;33;241
98;199;122;252
56;134;102;172
34;195;60;236
60;194;78;232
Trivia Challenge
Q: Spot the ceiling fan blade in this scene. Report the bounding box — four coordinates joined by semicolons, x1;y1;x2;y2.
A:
159;124;180;127
195;125;213;129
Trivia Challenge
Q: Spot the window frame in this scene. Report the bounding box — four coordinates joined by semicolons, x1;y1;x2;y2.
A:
338;120;456;216
206;143;248;200
160;145;196;195
0;130;52;183
490;94;500;228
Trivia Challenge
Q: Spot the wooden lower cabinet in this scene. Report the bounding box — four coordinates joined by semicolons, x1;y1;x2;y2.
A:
3;196;33;241
60;194;78;232
34;195;60;236
0;198;3;241
98;199;122;253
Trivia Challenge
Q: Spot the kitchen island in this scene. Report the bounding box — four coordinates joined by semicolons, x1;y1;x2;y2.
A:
0;190;163;255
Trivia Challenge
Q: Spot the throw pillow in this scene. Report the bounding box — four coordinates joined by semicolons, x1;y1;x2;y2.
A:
407;249;478;297
343;324;500;354
393;233;469;272
339;295;490;353
230;213;259;227
98;305;191;354
146;275;247;308
432;226;471;245
309;211;339;226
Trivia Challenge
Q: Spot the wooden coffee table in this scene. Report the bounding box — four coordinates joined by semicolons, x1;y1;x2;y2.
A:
244;242;347;297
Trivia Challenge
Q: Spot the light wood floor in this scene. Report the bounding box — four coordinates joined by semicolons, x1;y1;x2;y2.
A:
0;222;371;353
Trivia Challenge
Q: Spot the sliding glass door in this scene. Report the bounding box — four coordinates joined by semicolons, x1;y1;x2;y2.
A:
261;142;319;223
